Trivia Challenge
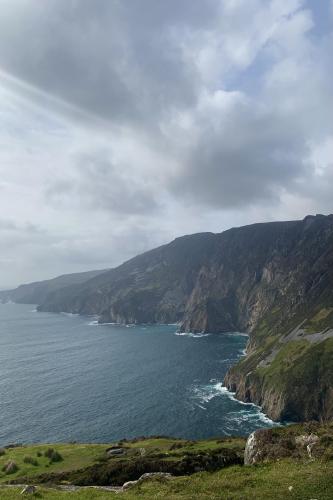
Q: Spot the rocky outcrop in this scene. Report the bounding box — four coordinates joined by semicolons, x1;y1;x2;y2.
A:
243;423;333;465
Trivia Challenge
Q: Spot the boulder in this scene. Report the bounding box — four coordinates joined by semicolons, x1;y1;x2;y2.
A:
244;432;261;465
122;472;172;490
21;485;37;495
107;448;125;457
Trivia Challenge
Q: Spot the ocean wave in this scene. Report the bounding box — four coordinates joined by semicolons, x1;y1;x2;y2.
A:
174;331;210;338
88;320;99;326
191;381;227;403
225;409;276;426
190;381;277;426
88;321;120;326
224;332;249;337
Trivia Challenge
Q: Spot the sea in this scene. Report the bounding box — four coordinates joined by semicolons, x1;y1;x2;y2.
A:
0;302;278;446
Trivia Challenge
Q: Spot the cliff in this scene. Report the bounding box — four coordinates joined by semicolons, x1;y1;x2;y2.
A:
3;214;333;422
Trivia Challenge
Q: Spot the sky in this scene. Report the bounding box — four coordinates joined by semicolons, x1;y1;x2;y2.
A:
0;0;332;288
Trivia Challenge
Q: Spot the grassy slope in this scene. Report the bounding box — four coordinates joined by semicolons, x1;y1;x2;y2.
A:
0;428;333;498
0;444;106;484
0;437;245;485
1;460;333;499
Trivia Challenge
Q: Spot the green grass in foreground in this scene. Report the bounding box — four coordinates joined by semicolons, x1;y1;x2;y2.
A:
0;437;245;486
0;459;332;499
0;444;106;483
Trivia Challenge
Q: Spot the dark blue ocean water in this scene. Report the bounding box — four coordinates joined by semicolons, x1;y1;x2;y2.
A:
0;303;276;446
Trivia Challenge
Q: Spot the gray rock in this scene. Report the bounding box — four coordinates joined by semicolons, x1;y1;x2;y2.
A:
20;485;36;495
244;431;261;465
107;448;125;457
122;472;172;490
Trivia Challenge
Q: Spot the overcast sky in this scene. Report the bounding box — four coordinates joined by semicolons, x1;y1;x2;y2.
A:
0;0;332;288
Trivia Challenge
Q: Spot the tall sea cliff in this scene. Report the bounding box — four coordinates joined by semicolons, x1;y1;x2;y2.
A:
2;214;333;422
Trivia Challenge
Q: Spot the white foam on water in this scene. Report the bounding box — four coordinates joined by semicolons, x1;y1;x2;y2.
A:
191;381;227;403
88;320;99;326
174;331;210;338
224;332;249;338
190;381;277;427
87;319;120;326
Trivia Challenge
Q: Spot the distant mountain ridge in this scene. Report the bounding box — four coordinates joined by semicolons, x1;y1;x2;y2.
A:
2;214;333;423
0;269;108;305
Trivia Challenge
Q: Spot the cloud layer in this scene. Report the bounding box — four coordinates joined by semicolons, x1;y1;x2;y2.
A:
0;0;332;287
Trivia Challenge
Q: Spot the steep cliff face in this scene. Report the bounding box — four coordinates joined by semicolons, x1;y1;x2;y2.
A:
181;215;333;335
224;337;333;422
37;232;217;324
4;214;333;422
39;216;333;333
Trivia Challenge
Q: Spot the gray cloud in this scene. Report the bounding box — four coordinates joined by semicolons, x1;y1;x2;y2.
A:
0;0;216;127
169;101;310;209
46;150;160;215
0;219;43;234
0;0;332;287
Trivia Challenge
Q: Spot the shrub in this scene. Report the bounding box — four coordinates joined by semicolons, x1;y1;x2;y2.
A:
170;443;183;450
0;448;5;456
23;455;38;466
320;434;333;446
2;460;18;474
44;448;55;459
36;451;42;457
43;447;63;462
49;451;63;463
